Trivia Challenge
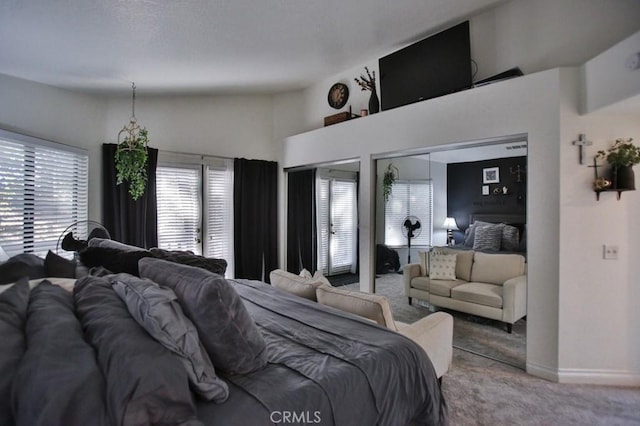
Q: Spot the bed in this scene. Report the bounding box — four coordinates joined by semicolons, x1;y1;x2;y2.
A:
458;213;526;255
0;252;448;426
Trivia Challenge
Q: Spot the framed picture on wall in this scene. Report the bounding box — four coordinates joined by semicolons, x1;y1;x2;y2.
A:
483;167;500;184
482;185;489;195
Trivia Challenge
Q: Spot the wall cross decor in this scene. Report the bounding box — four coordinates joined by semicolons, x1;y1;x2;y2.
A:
509;165;526;182
572;133;593;165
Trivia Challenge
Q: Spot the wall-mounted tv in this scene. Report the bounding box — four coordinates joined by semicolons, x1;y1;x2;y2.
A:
379;21;471;111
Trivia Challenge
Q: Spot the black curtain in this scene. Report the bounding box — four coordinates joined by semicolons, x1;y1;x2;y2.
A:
286;170;316;274
102;143;158;248
233;158;278;282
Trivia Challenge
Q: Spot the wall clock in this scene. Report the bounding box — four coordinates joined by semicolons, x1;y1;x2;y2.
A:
327;83;349;109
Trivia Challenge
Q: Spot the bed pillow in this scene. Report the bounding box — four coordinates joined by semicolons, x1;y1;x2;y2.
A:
12;282;108;425
74;275;199;425
0;253;45;284
88;237;146;252
501;224;521;252
428;253;457;280
138;258;268;375
44;250;76;278
78;246;153;276
0;278;30;426
473;225;502;251
110;274;229;403
150;248;227;275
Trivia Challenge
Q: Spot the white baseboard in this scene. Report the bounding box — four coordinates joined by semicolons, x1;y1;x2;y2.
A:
526;361;559;382
557;368;640;386
526;362;640;386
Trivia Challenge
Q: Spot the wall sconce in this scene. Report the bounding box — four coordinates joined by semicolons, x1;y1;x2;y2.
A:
443;217;459;246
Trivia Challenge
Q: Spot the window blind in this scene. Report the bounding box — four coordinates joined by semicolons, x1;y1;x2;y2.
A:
156;164;202;254
329;179;357;274
204;161;234;278
0;132;88;258
384;180;433;247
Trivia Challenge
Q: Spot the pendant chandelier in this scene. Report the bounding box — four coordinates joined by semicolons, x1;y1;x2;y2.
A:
114;82;150;200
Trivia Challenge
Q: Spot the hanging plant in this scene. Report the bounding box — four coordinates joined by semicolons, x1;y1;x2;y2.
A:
382;162;399;202
115;128;149;200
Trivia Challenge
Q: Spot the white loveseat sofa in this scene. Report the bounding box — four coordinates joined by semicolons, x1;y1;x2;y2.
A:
403;248;526;333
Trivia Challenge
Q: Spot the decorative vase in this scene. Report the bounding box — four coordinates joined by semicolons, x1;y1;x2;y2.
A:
614;166;635;190
368;87;380;114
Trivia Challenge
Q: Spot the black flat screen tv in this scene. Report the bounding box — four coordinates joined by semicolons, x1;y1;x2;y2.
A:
379;21;471;111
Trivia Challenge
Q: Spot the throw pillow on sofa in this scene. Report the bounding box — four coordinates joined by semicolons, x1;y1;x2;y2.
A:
269;269;331;301
428;253;457;280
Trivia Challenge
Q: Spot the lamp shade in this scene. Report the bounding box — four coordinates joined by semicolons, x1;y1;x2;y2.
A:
442;217;459;230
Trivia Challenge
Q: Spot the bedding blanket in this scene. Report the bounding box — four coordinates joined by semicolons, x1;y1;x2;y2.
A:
7;277;447;426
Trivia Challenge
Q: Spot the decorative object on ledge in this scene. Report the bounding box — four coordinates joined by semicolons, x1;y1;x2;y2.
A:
443;217;459;246
592;138;638;200
355;67;379;114
509;164;526;182
115;82;150;200
327;82;349;109
572;133;593;165
323;106;360;127
382;162;399;202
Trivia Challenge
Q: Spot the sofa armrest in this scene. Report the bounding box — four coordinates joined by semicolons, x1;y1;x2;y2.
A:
403;263;422;295
396;312;453;378
502;274;527;324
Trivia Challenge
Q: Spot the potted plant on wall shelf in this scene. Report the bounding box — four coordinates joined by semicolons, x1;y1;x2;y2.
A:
596;138;640;190
382;163;399;202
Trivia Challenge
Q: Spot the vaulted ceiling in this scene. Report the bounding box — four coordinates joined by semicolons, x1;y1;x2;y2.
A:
0;0;506;95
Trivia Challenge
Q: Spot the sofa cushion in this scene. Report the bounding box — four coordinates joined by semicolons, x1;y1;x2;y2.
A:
432;248;474;281
410;276;431;292
429;279;467;298
316;286;397;331
470;252;526;285
428;253;457;280
451;282;503;308
138;258;268;375
269;269;330;301
473;225;502;251
418;251;429;276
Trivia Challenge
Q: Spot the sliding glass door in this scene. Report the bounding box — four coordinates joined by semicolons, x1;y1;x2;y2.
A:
156;155;235;277
316;173;358;276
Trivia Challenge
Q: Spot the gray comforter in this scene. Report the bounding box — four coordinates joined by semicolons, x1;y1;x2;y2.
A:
5;278;447;426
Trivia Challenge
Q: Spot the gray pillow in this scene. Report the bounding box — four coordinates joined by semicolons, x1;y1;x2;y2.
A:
138;258;268;375
44;250;76;278
501;224;520;252
473;225;502;251
0;278;29;426
150;248;227;275
0;253;45;284
110;274;229;403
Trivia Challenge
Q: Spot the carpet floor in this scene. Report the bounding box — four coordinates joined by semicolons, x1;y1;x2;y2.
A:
343;273;640;425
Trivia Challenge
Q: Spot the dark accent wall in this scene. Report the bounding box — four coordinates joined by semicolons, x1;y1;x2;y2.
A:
447;157;526;243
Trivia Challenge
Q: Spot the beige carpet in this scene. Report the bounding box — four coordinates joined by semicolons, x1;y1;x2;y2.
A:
343;273;640;425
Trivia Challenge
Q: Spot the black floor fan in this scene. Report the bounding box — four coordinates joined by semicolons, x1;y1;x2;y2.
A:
402;215;422;264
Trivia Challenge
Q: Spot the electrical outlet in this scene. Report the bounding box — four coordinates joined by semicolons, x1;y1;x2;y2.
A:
603;245;619;260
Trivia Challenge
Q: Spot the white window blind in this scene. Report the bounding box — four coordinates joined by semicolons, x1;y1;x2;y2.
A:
204;161;234;278
384;180;433;247
316;177;330;275
156;154;234;277
0;131;88;257
156;164;202;254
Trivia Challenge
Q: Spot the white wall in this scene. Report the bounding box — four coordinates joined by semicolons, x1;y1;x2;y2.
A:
283;69;563;380
558;68;640;384
103;93;276;161
0;74;107;220
272;0;640;139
